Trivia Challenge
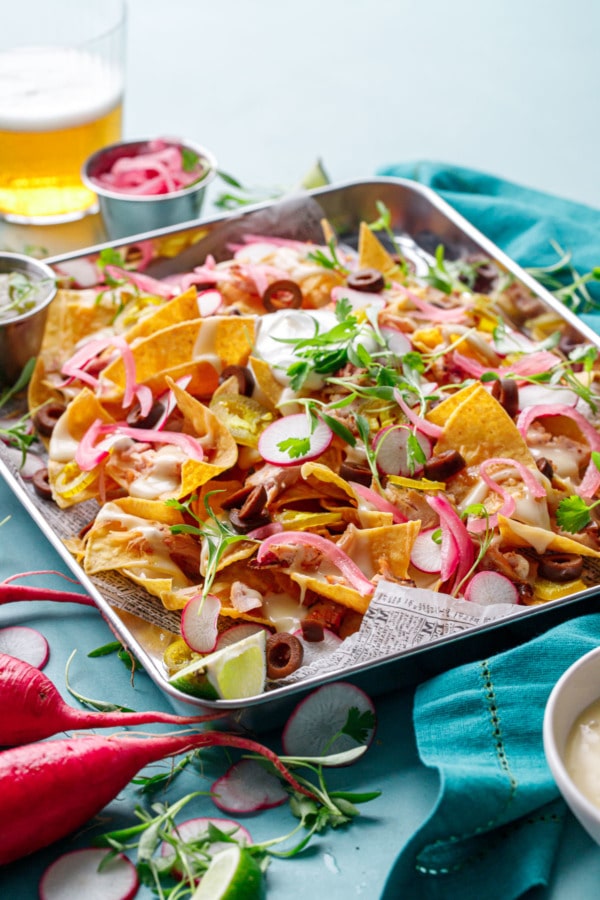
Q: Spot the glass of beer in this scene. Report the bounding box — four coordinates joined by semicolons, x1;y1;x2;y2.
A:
0;0;126;224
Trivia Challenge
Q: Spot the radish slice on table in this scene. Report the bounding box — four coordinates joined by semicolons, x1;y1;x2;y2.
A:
39;848;138;900
216;623;272;651
0;626;49;669
161;816;252;880
181;593;220;654
373;424;432;477
410;528;443;573
291;627;342;667
463;571;520;606
282;681;376;762
258;414;333;466
212;758;288;813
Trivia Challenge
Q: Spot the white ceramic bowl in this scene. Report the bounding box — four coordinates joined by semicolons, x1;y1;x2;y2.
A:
543;645;600;845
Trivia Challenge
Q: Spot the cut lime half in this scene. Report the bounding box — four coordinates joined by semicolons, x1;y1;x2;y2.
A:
191;845;264;900
169;629;267;700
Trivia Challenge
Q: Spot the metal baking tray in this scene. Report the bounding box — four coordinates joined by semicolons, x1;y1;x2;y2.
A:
3;177;600;730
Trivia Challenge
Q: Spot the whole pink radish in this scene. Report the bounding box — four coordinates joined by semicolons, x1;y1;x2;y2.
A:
0;729;315;865
0;653;226;747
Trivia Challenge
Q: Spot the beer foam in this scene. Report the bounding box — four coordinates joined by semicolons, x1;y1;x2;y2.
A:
0;46;123;131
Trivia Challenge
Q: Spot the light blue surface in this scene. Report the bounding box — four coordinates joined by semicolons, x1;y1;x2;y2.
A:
2;1;600;895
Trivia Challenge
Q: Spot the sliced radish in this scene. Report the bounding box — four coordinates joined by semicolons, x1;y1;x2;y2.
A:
282;682;376;762
373;424;431;477
0;626;49;669
197;289;223;317
161;816;251;880
215;623;272;651
410;528;443;573
39;848;138;900
517;383;578;410
463;571;520;606
211;758;288;813
381;326;412;358
330;284;386;312
181;593;220;653
258;414;333;467
291;627;342;667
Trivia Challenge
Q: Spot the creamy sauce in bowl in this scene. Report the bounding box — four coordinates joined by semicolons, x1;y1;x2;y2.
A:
565;698;600;808
0;270;54;323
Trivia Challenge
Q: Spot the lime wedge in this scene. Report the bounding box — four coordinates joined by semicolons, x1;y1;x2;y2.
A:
299;158;330;190
191;846;264;900
168;630;266;700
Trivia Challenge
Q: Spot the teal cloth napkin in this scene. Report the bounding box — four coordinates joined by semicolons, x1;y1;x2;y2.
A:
381;614;600;900
377;160;600;331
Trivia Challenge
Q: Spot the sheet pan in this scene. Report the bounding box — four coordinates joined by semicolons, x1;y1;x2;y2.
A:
3;177;600;730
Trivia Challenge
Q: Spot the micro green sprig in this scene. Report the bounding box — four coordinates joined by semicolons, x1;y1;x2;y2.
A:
94;706;380;897
526;239;600;313
165;492;251;600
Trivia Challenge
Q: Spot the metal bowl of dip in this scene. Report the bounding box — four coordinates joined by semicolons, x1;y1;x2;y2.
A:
0;253;57;385
544;644;600;846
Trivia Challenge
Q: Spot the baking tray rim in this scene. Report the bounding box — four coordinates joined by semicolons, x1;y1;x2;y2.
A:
3;175;600;716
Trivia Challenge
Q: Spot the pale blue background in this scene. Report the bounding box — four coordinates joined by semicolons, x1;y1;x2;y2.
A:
2;0;600;896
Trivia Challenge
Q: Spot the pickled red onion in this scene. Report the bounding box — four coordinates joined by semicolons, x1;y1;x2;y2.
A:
75;419;205;472
395;284;467;323
104;265;177;299
92;141;206;196
349;482;408;523
60;336;115;388
256;531;374;597
453;350;559;380
427;494;475;590
517;404;600;499
479;457;546;499
393;389;443;439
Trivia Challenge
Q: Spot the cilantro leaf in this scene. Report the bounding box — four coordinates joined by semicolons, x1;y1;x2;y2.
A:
556;495;594;533
277;436;311;459
342;706;377;744
180;146;199;172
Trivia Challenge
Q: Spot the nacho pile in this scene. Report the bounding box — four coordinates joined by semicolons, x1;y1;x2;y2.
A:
28;218;600;686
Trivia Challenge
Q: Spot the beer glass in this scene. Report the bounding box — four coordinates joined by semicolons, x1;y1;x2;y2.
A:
0;0;126;224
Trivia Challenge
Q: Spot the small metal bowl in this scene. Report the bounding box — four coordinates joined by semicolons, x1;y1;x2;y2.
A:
81;138;217;240
0;253;57;385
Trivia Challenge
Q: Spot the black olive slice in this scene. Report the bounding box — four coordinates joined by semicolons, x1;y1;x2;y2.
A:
262;280;303;312
347;268;385;293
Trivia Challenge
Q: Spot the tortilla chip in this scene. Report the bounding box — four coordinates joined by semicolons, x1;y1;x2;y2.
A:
124;287;204;342
336;521;421;581
433;383;536;470
167;379;239;495
358;222;398;277
426;382;483;428
299;461;358;504
100;317;255;399
83;498;193;593
248;356;285;412
497;515;600;557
